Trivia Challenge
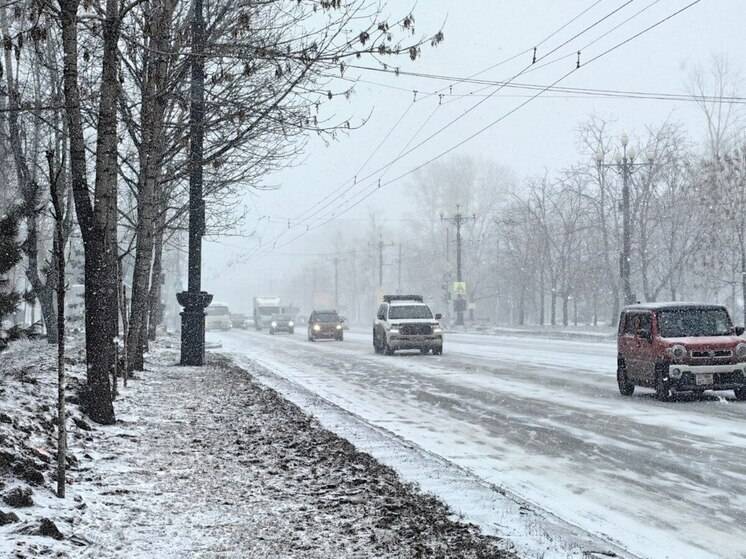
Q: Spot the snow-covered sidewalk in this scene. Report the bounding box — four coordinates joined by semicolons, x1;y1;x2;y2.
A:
2;339;512;558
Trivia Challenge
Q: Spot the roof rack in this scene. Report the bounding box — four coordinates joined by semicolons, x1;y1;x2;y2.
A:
383;294;423;303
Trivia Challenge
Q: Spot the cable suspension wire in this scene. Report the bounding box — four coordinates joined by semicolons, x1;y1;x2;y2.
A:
249;0;696;259
342;72;746;105
270;0;629;236
257;0;705;255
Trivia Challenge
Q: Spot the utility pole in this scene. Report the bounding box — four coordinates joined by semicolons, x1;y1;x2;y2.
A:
333;256;339;310
596;133;653;307
371;234;394;290
441;205;475;326
177;0;212;365
351;249;358;323
397;244;402;294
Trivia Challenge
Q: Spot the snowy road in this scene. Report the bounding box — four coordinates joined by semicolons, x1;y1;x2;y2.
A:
211;328;746;559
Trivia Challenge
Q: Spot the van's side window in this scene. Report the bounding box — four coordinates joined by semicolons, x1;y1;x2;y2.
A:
622;313;637;335
637;313;652;336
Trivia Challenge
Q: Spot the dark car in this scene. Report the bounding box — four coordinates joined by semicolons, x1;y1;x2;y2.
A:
308;310;343;341
617;302;746;401
231;313;249;329
269;314;295;335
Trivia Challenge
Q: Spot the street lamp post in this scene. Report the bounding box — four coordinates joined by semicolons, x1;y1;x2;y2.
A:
596;133;653;307
178;0;212;365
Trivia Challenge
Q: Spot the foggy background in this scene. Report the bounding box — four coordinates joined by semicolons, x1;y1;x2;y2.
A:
198;0;745;324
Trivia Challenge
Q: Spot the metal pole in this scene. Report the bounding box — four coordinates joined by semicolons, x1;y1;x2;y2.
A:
378;236;383;289
456;208;464;326
352;249;357;323
333;256;339;310
178;0;212;365
621;147;633;305
397;244;402;294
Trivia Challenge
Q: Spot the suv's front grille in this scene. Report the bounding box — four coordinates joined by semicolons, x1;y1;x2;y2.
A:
690;350;733;359
399;324;432;336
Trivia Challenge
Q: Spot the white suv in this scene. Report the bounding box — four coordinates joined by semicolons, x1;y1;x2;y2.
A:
373;295;443;355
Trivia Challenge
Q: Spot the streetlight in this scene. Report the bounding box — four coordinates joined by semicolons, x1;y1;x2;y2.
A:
596;134;654;306
177;0;213;365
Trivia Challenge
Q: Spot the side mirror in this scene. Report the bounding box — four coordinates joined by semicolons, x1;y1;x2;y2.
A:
435;313;442;320
636;329;652;341
736;326;745;336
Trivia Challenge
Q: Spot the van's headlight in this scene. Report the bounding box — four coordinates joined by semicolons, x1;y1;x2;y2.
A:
667;344;687;361
336;324;342;330
271;321;277;328
433;327;442;334
389;328;399;334
736;343;746;359
313;324;321;332
288;321;294;327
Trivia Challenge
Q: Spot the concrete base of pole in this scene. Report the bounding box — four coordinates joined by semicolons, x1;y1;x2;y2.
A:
177;291;213;366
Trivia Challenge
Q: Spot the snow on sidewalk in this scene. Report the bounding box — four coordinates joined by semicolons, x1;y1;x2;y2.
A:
2;339;513;558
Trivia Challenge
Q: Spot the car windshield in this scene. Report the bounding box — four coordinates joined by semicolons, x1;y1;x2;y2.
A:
259;306;281;315
389;305;433;320
314;313;338;323
273;315;291;321
207;306;230;316
658;308;733;338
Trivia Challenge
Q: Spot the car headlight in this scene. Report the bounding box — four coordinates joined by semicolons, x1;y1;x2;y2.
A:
313;324;321;331
336;324;342;330
433;327;442;334
389;328;399;335
667;344;687;361
271;321;277;327
736;343;746;359
288;321;294;327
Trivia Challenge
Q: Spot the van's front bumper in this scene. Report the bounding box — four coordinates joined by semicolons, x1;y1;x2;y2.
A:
668;363;746;391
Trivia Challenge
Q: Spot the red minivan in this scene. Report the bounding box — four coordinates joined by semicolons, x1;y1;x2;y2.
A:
617;303;746;401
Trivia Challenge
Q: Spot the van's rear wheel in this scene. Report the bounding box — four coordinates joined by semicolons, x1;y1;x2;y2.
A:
617;362;635;396
735;387;746;401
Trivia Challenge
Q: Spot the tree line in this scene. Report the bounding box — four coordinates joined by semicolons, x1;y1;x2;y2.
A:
285;62;744;328
0;0;443;424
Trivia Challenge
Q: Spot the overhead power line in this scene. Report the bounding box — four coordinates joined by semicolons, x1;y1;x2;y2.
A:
345;68;746;105
252;0;704;258
266;0;636;241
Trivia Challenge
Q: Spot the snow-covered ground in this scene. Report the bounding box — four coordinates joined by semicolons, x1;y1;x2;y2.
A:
213;327;746;559
2;338;512;558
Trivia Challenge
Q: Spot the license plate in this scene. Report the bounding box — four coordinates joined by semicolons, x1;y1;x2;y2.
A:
696;373;713;386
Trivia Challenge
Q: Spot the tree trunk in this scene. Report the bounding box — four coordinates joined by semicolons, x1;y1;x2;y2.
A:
59;0;117;424
609;284;620;327
562;295;569;327
48;150;67;499
148;209;166;340
126;0;174;368
518;283;526;326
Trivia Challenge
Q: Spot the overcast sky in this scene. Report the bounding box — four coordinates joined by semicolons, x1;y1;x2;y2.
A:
202;0;745;312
